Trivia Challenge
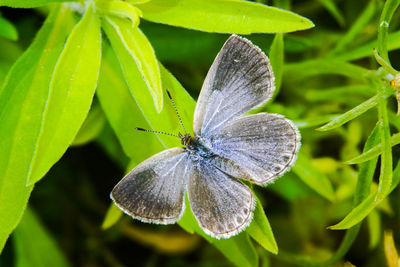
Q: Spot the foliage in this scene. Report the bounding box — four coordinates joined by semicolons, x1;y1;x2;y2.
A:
0;0;399;266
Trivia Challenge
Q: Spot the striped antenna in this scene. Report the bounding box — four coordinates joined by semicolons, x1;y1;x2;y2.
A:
135;127;180;138
166;89;187;134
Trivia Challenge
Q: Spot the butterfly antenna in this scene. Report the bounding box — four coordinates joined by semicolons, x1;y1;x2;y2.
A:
166;89;187;134
135;127;180;138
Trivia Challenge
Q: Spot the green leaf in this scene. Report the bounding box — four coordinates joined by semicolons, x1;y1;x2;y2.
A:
71;103;106;146
328;190;377;230
97;45;168;163
27;3;102;185
377;0;400;62
211;233;258;267
376;98;392;201
103;16;163;113
0;5;74;252
102;203;123;230
292;152;335;202
346;132;400;164
329;160;400;229
0;0;70;8
247;197;278;254
13;208;70;267
317;93;389;131
0;15;18;40
294;114;341;129
269;33;284;98
97;1;142;28
353;125;380;205
137;0;314;34
102;20;194;149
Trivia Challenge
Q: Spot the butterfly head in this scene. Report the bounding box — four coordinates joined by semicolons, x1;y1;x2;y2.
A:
179;133;192;146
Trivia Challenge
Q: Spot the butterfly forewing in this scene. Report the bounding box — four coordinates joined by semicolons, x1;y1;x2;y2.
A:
111;147;190;224
193;35;275;139
210;113;300;185
187;162;255;239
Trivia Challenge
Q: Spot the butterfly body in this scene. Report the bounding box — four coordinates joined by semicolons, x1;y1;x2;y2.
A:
111;35;301;239
185;136;214;161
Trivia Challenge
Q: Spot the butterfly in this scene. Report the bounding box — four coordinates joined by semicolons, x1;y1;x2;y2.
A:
111;35;300;239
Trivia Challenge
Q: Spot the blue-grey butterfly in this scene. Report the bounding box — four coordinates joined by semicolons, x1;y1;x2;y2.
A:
111;35;300;239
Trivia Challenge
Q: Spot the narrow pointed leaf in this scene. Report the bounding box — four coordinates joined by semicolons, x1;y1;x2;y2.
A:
346;132;400;164
137;0;314;33
329;160;400;229
353;125;380;205
247;197;278;254
102;203;123;230
0;5;74;252
294;114;341;129
13;208;70;267
269;33;284;98
104;16;163;113
376;99;393;201
317;93;385;131
27;3;102;185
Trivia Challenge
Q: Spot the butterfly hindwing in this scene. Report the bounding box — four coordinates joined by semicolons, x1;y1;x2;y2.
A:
111;147;190;224
187;161;255;239
210;113;300;185
193;35;275;139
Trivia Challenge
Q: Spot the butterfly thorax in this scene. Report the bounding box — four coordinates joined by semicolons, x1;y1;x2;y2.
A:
185;136;213;159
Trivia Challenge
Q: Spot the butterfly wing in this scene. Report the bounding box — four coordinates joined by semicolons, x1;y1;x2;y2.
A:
193;35;275;139
111;147;190;224
187;161;255;239
209;113;300;185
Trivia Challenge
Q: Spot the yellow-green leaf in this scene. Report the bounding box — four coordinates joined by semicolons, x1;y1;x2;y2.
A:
27;3;102;185
137;0;314;33
247;197;278;254
102;203;123;230
104;16;163;113
0;5;74;252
